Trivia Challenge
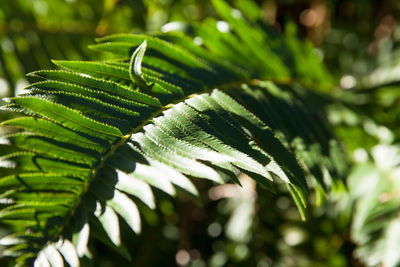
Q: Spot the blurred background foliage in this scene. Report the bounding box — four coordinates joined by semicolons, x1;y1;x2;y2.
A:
1;0;400;266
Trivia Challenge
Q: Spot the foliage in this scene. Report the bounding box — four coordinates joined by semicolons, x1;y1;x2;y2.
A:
0;0;349;265
1;0;400;266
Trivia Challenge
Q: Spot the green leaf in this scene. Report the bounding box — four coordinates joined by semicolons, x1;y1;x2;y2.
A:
52;60;131;81
2;117;106;153
132;133;224;184
95;204;121;246
287;184;307;221
115;170;155;209
129;41;149;86
55;239;79;267
29;70;162;107
107;191;141;234
10;96;122;141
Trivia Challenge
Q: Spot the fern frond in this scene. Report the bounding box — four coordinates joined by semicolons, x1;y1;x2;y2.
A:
0;0;346;265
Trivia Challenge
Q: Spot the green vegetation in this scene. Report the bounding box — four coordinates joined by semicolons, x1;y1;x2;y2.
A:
1;0;400;266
